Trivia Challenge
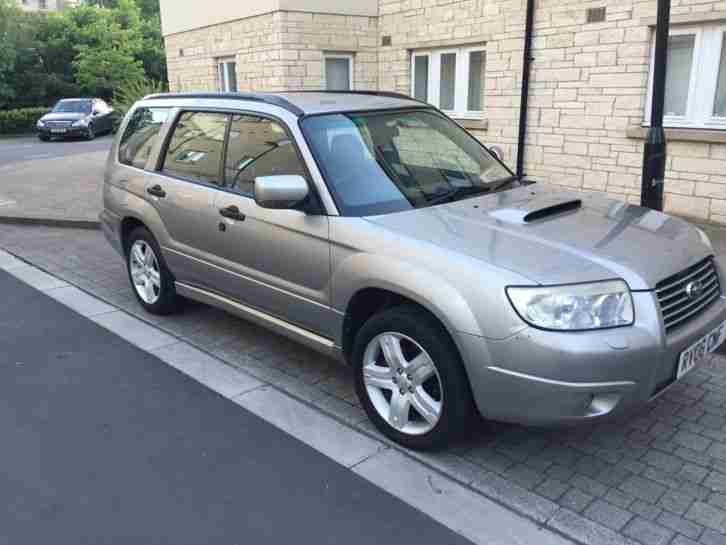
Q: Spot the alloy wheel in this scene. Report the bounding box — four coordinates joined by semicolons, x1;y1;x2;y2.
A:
129;240;162;305
362;332;443;435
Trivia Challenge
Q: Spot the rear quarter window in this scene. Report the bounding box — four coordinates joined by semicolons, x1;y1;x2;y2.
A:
118;107;170;169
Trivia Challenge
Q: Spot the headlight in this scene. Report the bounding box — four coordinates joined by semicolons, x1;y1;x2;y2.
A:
36;120;45;128
506;280;634;331
72;118;89;127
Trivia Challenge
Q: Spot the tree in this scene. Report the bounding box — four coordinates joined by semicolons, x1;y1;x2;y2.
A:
84;0;159;19
1;0;166;109
138;13;166;83
0;0;21;107
69;0;146;97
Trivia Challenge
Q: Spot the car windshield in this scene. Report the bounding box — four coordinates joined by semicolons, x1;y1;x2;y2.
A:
301;109;516;216
52;100;91;114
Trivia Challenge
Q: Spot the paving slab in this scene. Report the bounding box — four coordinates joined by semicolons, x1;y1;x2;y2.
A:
235;386;384;468
354;449;572;545
151;341;264;398
91;311;179;352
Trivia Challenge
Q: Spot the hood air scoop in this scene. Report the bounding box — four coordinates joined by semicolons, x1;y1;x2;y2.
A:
523;199;582;222
488;198;582;224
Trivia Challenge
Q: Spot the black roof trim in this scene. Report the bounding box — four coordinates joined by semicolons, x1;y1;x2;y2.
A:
142;91;429;117
285;89;428;105
142;92;305;116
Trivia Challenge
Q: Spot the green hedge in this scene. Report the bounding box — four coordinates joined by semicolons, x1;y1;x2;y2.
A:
0;107;50;134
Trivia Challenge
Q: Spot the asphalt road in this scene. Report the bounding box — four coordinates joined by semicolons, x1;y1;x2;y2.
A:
0;269;473;545
0;134;113;166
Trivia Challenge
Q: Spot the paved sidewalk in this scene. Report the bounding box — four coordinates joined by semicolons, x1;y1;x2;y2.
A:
6;223;726;545
0;137;110;225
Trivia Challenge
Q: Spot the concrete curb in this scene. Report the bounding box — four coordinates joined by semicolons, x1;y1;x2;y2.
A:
0;215;100;230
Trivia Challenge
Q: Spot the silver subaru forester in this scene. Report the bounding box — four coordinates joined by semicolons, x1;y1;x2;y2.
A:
101;91;726;450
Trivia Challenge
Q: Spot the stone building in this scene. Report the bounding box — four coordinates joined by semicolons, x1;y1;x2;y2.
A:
16;0;78;11
160;0;726;224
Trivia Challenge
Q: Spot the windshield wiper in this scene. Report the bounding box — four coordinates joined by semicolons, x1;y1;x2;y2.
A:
425;185;489;206
486;175;520;193
425;176;522;207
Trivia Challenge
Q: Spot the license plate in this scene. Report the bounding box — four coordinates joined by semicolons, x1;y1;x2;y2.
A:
678;320;726;379
51;129;66;134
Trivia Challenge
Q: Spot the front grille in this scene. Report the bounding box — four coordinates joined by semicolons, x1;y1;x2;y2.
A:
656;257;721;333
45;120;72;128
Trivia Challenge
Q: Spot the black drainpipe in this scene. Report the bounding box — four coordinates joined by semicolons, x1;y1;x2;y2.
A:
640;0;671;211
516;0;535;180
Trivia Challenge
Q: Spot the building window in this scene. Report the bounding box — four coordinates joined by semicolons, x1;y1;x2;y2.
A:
646;24;726;129
39;0;47;8
324;53;353;91
217;60;237;93
411;46;486;119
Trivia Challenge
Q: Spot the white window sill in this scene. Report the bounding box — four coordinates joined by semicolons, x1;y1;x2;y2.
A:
642;11;726;27
626;126;726;144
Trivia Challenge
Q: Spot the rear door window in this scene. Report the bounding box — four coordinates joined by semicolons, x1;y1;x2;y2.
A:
118;107;170;169
161;111;229;185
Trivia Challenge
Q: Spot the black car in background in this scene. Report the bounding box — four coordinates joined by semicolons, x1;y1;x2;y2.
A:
36;98;116;141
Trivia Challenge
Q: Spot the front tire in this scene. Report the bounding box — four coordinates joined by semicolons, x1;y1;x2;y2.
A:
38;134;50;142
126;227;180;315
86;125;95;140
352;305;474;450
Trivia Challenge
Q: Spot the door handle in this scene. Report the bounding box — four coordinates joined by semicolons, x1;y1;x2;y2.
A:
147;185;166;198
219;205;245;222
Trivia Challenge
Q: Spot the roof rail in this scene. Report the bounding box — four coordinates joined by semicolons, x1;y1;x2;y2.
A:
141;92;305;116
287;89;429;106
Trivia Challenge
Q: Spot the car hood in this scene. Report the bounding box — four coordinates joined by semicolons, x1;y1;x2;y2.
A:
364;184;713;290
41;112;87;122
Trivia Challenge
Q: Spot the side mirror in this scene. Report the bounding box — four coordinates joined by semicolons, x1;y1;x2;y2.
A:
254;175;309;210
92;110;101;116
489;145;504;161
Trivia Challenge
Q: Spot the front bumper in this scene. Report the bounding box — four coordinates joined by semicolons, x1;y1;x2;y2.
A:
457;291;726;425
37;126;89;138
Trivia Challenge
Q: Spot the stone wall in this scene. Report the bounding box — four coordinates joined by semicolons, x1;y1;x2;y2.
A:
378;0;527;166
16;0;71;11
377;0;726;223
522;0;726;224
165;11;378;94
164;0;726;224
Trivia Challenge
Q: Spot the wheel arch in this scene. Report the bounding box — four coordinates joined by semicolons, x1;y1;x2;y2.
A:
336;257;484;367
120;216;149;254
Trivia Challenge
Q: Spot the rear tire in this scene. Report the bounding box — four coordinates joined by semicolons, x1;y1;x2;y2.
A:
352;305;474;450
126;227;180;315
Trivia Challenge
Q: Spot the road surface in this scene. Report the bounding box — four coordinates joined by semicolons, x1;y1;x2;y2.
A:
0;134;113;166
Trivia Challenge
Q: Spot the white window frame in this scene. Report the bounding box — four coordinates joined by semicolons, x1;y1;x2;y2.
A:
217;59;237;93
324;53;354;91
645;23;726;129
410;45;486;119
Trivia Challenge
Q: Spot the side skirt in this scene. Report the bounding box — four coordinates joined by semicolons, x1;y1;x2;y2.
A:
175;281;345;363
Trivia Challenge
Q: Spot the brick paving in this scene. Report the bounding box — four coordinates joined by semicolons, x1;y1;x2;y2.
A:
6;223;726;545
